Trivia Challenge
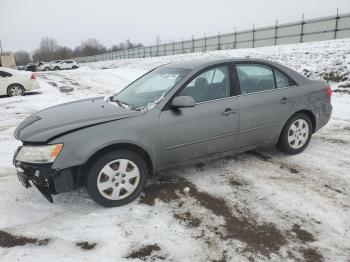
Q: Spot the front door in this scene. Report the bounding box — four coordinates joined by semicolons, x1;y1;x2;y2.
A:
159;65;239;167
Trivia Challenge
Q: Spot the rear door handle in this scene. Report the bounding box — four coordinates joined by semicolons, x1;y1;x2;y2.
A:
221;107;237;116
280;97;292;104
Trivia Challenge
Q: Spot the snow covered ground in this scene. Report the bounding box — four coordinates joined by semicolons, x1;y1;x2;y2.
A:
0;39;349;261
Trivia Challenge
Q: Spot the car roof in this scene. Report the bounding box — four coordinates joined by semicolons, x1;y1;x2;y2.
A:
161;58;282;70
0;67;19;74
160;58;310;84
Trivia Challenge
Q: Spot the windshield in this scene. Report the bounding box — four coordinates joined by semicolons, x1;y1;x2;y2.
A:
112;68;190;110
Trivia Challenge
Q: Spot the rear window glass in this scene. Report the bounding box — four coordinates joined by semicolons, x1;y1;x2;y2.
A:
274;69;291;88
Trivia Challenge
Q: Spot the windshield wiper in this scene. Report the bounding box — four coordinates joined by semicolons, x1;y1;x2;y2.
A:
109;97;142;111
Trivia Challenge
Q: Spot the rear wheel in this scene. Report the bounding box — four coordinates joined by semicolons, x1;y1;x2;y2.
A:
7;84;24;96
54;66;60;71
86;150;148;207
277;113;312;155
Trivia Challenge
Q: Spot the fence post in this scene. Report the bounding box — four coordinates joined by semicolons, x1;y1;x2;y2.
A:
181;37;184;53
233;27;237;49
164;41;166;56
274;20;278;45
252;24;255;48
217;31;221;50
172;42;175;55
204;34;207;52
334;8;340;39
192;35;194;53
300;14;305;43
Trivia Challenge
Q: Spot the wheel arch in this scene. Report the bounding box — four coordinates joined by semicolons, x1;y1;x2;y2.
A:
7;83;25;93
292;109;316;133
83;143;154;177
277;109;316;144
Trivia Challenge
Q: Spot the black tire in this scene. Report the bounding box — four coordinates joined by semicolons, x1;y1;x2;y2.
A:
7;84;25;97
86;150;148;207
54;66;60;71
72;65;78;69
277;113;313;155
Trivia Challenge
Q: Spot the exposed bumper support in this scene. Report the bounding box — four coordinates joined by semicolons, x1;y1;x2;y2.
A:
14;161;76;203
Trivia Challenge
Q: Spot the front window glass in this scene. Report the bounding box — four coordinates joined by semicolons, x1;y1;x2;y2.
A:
180;65;230;103
236;64;276;94
112;68;189;110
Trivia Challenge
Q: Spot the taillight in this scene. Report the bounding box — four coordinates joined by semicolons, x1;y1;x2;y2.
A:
325;85;332;98
30;74;36;80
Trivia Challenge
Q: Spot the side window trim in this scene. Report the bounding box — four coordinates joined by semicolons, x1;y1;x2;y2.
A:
233;62;298;96
0;71;12;77
162;63;234;111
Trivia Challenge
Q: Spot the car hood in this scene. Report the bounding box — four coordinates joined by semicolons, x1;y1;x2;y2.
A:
14;97;145;142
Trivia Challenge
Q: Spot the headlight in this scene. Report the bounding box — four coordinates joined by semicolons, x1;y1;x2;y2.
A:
15;144;63;164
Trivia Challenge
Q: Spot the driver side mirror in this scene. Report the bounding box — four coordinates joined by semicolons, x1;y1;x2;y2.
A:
171;96;195;108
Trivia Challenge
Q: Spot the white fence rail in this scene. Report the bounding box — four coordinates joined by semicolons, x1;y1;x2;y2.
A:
74;12;350;63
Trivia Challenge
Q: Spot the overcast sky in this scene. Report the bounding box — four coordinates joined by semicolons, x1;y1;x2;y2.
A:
1;0;349;52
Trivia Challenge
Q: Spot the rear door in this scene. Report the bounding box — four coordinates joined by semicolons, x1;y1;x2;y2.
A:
159;64;239;166
234;63;296;148
60;61;68;69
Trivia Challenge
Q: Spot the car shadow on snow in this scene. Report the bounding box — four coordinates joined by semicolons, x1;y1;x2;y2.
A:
0;91;42;99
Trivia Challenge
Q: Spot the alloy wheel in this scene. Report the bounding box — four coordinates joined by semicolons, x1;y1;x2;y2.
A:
287;119;309;149
9;85;24;96
96;159;140;200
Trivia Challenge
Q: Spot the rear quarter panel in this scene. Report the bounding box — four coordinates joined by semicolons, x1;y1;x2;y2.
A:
288;80;331;132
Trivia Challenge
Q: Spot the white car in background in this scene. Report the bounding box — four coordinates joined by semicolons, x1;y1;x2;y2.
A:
0;67;40;96
51;60;79;71
48;60;62;71
38;61;51;71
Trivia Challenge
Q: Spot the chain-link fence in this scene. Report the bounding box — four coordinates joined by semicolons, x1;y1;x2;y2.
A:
74;12;350;63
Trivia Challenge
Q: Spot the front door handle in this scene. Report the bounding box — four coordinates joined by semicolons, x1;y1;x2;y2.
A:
221;107;237;116
280;97;292;104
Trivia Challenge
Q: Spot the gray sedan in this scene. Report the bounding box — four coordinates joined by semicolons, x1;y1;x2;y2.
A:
13;58;332;207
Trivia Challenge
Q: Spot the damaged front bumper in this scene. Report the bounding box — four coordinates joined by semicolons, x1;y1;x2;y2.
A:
13;155;77;203
16;165;54;202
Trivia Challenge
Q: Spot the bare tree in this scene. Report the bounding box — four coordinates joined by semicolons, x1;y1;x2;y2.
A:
78;38;106;56
32;37;59;61
20;37;144;61
108;40;143;53
14;50;31;65
55;46;73;59
155;35;162;46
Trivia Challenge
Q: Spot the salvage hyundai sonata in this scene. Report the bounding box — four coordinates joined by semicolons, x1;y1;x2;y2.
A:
13;58;332;207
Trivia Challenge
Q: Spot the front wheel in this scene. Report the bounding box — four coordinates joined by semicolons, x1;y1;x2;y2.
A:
277;113;312;155
86;150;148;207
54;66;60;71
